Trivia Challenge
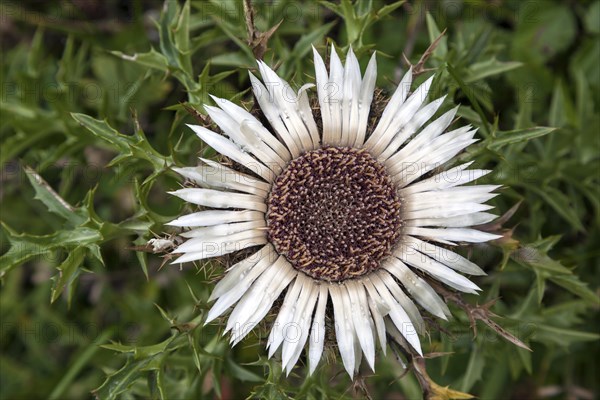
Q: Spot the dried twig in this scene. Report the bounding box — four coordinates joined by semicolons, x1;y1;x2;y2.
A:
428;279;532;351
243;0;283;60
352;376;373;400
242;0;256;43
181;102;211;126
475;200;521;232
476;201;522;260
402;28;447;78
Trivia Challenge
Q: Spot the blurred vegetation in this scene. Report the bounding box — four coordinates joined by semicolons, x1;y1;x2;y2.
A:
0;0;598;399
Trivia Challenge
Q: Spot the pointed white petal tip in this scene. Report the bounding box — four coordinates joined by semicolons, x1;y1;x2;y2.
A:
169;256;186;265
203;310;220;326
185;123;210;134
438;313;450;322
208;93;222;104
171;167;188;177
298;83;316;93
203;103;218;113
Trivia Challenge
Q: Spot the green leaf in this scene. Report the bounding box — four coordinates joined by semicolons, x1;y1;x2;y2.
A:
464;58;523;84
187;334;203;374
49;330;114;400
291;22;336;59
210;16;254;63
147;370;166;400
24;166;85;226
50;246;86;303
528;186;585;231
71;113;173;171
0;224;49;276
111;49;169;72
319;1;343;16
549;79;576;127
133;237;149;280
27;28;44;77
534;269;546;303
465;26;492;65
340;0;360;44
584;1;600;34
101;342;139;353
173;0;192;75
154;303;176;325
513;236;598;305
174;1;191;53
534;325;600;346
426;12;447;59
513;244;572;275
460;347;484;392
209;51;253;67
447;64;491;137
71;113;132;155
227;359;262;382
488;127;555;150
93;333;186;400
157;0;181;67
92;357;156;400
0;101;38;120
102;334;178;359
513;5;577;64
376;1;405;19
516;346;532;375
549;274;600;305
0;223;102;278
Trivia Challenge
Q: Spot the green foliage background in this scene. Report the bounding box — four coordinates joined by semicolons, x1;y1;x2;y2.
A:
1;1;599;399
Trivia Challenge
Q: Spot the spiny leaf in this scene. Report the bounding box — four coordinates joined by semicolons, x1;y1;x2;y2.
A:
464;58;523;83
71;113;173;171
425;12;447;60
376;1;405;19
92;357;156;400
534;324;600;346
227;359;263;382
24;166;85;226
527;186;585;232
447;63;491;137
549;274;600;305
111;49;169;72
488;127;556;150
71;113;132;155
0;223;102;278
512;238;598;304
459;348;484;392
50;246;86;303
101;334;179;359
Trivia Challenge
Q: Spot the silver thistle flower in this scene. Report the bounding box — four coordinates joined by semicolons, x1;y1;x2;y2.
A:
168;46;501;378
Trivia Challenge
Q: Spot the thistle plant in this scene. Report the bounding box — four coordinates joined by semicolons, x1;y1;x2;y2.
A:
1;1;598;400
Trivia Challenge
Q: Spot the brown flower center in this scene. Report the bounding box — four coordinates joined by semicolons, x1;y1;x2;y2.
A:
266;147;403;282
